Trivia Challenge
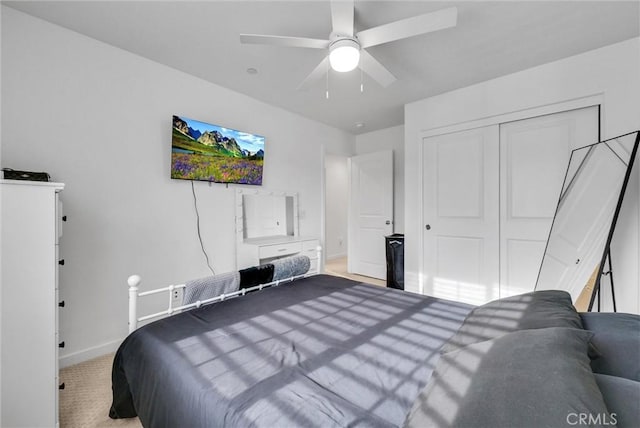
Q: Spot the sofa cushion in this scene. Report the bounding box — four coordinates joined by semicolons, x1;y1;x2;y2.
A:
594;373;640;428
581;312;640;381
443;290;583;353
406;327;611;428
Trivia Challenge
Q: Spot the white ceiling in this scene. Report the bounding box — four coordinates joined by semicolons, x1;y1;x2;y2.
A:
4;1;639;134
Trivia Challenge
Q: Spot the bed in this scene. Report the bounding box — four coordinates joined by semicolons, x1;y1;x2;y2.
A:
111;273;471;427
110;269;639;428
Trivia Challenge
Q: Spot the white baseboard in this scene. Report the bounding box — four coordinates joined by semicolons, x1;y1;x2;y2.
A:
326;252;347;261
59;338;123;368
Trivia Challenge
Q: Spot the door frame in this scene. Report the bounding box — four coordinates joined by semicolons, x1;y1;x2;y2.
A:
416;94;604;295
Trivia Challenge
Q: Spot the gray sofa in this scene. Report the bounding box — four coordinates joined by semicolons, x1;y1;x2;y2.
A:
405;291;640;428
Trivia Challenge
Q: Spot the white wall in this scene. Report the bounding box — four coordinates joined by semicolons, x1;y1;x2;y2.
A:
405;38;640;313
355;125;405;233
324;154;349;259
0;7;354;365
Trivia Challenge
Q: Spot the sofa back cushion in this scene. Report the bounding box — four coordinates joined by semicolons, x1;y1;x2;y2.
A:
581;312;640;381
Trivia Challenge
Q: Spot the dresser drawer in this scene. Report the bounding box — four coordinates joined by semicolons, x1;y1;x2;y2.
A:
259;242;302;259
301;240;320;259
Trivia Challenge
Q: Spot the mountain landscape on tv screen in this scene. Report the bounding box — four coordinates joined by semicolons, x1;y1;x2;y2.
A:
171;115;264;185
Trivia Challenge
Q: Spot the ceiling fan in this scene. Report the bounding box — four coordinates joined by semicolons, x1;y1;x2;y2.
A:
240;1;457;90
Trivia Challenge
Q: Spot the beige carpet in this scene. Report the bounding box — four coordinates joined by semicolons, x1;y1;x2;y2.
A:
59;353;142;428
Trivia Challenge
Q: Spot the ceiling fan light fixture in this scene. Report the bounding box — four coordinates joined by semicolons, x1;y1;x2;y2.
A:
329;38;360;72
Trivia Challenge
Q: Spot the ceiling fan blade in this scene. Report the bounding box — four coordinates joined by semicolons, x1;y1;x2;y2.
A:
240;34;329;49
330;0;355;37
359;50;396;88
297;57;330;90
357;7;457;48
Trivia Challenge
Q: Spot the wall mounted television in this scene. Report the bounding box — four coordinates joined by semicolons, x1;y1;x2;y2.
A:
171;115;265;185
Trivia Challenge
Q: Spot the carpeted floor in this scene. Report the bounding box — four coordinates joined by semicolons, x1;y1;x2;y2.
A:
59;353;142;427
324;256;386;287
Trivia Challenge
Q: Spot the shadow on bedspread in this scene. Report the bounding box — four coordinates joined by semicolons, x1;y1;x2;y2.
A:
110;275;472;427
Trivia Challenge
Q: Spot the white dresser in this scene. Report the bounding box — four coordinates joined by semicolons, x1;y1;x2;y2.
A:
1;180;65;427
238;236;321;274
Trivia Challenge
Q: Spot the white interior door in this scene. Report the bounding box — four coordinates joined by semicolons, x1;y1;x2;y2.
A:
499;106;599;297
423;126;500;305
348;150;393;279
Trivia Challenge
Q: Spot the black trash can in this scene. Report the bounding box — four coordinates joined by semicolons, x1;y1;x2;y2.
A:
385;234;404;290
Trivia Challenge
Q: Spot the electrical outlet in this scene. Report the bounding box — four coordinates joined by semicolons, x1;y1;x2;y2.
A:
172;288;183;304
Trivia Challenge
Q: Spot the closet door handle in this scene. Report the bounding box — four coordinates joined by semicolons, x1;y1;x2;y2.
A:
59;341;65;348
425;224;431;230
59;259;65;266
62;215;67;222
59;301;65;308
59;383;65;390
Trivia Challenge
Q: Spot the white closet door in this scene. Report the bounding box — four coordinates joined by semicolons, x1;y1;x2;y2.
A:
423;126;500;305
499;106;599;297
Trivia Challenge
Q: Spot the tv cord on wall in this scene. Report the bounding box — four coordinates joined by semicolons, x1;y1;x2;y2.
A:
191;180;216;276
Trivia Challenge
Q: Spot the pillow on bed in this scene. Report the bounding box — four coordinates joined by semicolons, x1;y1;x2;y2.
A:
594;373;640;428
405;328;611;428
272;255;310;281
442;290;583;353
581;312;640;381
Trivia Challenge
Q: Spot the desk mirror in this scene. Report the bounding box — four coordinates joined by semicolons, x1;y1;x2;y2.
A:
236;189;298;240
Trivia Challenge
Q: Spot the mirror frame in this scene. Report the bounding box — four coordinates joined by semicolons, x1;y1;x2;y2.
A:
535;131;640;312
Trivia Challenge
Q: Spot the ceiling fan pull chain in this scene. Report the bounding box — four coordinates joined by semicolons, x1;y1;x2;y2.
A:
326;59;330;99
360;67;364;93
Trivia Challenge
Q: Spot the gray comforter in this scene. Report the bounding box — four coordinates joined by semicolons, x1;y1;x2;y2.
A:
110;274;472;427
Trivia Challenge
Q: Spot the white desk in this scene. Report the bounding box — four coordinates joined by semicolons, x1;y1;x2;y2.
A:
237;235;321;274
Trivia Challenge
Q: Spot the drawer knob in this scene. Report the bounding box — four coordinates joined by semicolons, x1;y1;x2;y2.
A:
59;341;65;348
59;300;65;308
59;259;65;266
59;382;65;390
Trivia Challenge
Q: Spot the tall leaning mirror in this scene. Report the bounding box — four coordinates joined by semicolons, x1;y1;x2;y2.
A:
535;131;639;311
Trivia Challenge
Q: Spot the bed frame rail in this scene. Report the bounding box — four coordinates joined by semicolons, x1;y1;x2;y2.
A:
127;248;322;333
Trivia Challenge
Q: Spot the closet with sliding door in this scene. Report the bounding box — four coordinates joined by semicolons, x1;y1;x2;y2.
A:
421;105;599;305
